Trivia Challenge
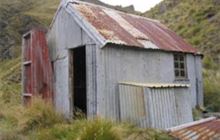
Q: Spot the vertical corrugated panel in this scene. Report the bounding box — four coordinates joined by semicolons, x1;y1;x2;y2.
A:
174;88;193;124
119;84;147;126
118;84;193;129
145;88;178;129
147;87;193;129
103;47;118;120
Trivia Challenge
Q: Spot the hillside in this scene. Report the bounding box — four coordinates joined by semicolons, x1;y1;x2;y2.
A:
145;0;220;111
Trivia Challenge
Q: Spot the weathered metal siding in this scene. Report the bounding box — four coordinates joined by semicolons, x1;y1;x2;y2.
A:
47;8;70;117
186;54;203;107
195;56;203;106
119;85;149;128
145;88;178;129
118;84;193;129
97;46;173;121
174;88;193;125
22;29;53;104
144;87;193;128
96;45;200;122
47;7;97;118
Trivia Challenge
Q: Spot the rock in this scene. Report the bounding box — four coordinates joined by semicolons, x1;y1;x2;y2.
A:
159;3;167;13
123;5;135;12
213;0;220;5
0;20;8;30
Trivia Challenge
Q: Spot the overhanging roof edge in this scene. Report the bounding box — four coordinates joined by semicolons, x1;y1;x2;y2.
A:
101;42;203;56
64;0;106;47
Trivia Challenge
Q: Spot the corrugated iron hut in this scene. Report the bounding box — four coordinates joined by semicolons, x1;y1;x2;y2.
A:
23;0;204;129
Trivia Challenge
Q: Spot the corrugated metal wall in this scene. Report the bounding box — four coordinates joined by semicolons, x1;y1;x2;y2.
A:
97;46;202;121
118;84;193;129
119;85;149;128
47;7;97;118
174;88;193;124
145;88;178;129
97;46;174;121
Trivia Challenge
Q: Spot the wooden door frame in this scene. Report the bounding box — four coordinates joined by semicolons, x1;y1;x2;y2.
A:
68;45;87;118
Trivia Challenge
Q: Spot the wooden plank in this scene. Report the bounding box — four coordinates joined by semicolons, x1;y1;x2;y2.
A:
23;93;32;97
23;61;32;66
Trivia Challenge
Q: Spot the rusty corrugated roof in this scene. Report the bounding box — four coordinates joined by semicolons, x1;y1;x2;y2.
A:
168;117;220;140
70;0;199;54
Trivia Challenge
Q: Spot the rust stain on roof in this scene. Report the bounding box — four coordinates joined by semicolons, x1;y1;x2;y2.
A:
169;117;220;140
71;1;199;54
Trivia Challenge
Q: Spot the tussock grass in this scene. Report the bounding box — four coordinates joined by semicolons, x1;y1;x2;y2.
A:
0;97;173;140
0;97;65;139
31;118;172;140
19;98;64;133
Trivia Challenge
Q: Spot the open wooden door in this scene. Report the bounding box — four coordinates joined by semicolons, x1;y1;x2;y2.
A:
22;28;53;105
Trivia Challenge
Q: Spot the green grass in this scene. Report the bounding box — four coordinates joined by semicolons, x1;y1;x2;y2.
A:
0;57;21;105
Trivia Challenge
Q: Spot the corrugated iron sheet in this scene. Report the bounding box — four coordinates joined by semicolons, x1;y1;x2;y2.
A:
168;117;220;140
119;84;149;128
118;83;193;129
22;28;53;104
71;1;199;54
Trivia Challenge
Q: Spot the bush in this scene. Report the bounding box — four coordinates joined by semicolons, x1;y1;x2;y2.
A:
203;56;216;70
204;78;220;112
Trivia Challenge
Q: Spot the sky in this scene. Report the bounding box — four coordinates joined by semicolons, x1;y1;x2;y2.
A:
99;0;163;12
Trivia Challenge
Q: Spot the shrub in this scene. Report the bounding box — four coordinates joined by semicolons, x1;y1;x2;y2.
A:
204;78;220;112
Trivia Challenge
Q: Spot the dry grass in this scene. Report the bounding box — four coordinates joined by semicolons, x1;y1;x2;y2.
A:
0;97;173;140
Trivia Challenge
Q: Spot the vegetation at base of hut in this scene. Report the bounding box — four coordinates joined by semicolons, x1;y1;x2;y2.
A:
0;97;173;140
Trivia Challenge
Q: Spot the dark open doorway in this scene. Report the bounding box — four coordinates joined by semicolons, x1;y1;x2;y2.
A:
71;46;87;116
